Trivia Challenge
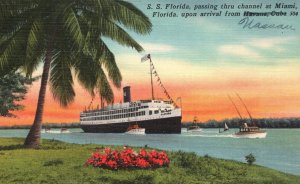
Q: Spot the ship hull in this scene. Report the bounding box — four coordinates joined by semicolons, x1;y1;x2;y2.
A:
187;128;203;132
234;131;267;138
81;116;181;134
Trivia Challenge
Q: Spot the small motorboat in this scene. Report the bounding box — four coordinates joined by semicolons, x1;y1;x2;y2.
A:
228;93;267;138
125;124;145;135
60;128;70;133
187;116;202;132
187;125;202;132
41;128;51;133
234;123;267;138
42;127;70;134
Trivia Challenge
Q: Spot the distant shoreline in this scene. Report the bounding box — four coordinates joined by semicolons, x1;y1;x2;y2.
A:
0;123;81;129
183;117;300;129
1;117;300;129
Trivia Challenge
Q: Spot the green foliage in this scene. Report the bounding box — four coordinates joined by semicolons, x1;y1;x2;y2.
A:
172;151;198;168
245;153;256;165
0;0;152;106
0;71;38;117
0;138;299;184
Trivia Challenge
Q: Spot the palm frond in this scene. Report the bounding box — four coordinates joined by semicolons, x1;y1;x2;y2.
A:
61;6;84;50
99;18;144;52
78;0;151;35
22;18;45;77
110;0;152;34
0;28;28;72
82;30;98;58
49;52;75;107
79;1;146;52
97;39;122;88
0;16;27;39
78;26;122;88
0;0;38;19
73;51;115;103
0;1;38;40
97;68;114;104
73;52;98;96
76;14;89;37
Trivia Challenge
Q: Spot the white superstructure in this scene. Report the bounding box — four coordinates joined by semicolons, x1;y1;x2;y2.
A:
80;100;181;126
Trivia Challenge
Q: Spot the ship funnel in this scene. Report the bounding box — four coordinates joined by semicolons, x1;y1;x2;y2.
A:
123;86;131;103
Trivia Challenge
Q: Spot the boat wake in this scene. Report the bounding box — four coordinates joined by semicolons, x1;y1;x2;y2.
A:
232;133;267;139
182;132;267;139
41;130;70;134
183;133;235;138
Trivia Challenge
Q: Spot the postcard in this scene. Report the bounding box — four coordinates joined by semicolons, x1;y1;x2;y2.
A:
0;0;299;183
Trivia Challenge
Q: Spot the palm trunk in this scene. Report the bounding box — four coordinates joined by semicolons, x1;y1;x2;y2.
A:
24;30;56;148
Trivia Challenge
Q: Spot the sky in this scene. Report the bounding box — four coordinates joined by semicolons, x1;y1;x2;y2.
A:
1;0;300;126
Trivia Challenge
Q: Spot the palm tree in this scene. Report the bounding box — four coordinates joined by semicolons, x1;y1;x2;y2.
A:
0;0;152;148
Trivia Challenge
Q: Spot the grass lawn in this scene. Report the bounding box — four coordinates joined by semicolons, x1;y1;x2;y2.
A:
0;138;299;184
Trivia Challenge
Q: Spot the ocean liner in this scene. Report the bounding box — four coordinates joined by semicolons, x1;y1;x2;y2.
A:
80;54;182;134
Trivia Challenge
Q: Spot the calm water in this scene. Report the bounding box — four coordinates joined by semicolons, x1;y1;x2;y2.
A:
0;128;299;175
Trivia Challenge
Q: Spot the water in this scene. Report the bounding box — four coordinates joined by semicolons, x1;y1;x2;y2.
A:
0;128;299;175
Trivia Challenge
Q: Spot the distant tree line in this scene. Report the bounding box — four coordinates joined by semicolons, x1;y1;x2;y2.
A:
2;118;300;129
0;123;80;129
42;123;81;129
182;118;300;128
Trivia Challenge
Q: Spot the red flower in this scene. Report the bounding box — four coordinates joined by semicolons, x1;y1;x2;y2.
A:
139;149;147;158
136;158;150;168
106;160;118;169
85;147;170;170
104;148;111;154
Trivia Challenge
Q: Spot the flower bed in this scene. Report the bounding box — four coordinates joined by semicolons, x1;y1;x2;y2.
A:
85;147;170;170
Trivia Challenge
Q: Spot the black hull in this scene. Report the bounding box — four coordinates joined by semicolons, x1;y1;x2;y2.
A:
80;116;181;134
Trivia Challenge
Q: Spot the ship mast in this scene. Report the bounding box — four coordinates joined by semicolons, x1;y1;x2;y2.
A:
141;54;177;106
236;93;255;126
149;57;154;100
228;95;243;119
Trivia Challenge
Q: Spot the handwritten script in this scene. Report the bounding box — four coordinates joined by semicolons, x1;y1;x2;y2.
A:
238;17;295;31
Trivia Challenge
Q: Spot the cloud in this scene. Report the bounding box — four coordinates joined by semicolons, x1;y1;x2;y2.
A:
249;37;295;49
192;18;225;32
218;36;298;61
141;43;177;53
114;54;220;84
218;45;261;59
